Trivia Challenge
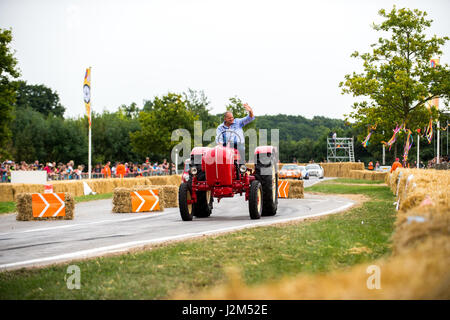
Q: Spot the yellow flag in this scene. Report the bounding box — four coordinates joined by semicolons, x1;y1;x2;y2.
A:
83;67;91;127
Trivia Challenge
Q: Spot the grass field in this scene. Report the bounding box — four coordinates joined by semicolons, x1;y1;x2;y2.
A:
74;193;113;203
327;178;385;185
0;202;16;215
0;180;396;299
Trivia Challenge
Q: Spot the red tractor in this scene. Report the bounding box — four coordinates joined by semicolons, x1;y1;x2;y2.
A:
178;145;278;220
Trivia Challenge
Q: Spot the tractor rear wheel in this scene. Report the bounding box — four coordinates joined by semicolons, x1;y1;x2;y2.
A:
255;154;278;216
249;180;263;219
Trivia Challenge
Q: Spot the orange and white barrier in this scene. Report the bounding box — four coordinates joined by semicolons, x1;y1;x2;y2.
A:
277;180;290;198
32;193;66;218
131;189;160;212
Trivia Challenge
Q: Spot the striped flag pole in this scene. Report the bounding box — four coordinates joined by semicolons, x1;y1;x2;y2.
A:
83;67;92;179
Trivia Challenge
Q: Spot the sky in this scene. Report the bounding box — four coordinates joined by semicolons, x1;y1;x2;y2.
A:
1;0;449;120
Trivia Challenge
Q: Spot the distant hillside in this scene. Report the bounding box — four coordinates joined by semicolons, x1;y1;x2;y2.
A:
254;114;347;141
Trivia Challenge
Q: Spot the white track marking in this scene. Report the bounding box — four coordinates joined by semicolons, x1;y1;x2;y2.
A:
0;211;170;236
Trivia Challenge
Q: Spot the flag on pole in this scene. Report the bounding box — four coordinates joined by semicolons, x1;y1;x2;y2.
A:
83;67;92;127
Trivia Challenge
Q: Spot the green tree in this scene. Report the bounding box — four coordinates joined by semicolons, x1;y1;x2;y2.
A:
340;7;450;144
10;107;87;164
225;96;247;119
131;93;198;160
117;102;141;119
184;88;219;130
90;110;141;163
15;80;66;117
0;28;20;159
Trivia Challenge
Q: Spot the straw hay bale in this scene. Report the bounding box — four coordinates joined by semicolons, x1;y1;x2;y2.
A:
11;184;45;200
349;170;388;181
112;188;133;213
320;162;364;178
52;181;84;197
16;192;75;221
151;185;178;208
285;179;304;199
111;177;148;189
112;186;170;213
84;179;113;194
0;184;14;202
147;175;181;186
371;171;388;181
85;179;115;194
147;176;170;185
400;184;449;213
392;206;449;255
393;169;449;212
386;168;412;193
2;175;180;203
133;184;178;208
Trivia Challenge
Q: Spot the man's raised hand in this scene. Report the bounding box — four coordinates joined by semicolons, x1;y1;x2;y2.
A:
243;103;254;118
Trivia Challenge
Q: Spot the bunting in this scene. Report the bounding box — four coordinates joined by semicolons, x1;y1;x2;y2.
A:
425;118;433;144
402;129;413;166
381;122;404;151
362;124;377;148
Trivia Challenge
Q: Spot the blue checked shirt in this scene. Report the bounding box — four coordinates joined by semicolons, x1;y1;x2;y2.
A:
215;114;255;146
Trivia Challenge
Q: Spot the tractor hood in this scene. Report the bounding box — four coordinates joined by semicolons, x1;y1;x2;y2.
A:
204;146;236;186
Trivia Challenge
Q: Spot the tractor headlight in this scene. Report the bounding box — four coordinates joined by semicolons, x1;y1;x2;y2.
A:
190;167;198;175
239;164;247;173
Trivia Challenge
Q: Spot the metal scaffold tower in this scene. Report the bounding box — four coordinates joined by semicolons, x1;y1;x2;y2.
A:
327;137;355;162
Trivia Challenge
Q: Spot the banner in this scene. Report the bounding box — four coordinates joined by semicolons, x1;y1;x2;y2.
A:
427;58;439;109
83;67;91;127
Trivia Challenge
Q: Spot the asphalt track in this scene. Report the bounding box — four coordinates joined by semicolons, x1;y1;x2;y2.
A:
0;178;355;271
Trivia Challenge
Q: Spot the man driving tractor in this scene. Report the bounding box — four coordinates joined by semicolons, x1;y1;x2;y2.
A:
215;103;254;164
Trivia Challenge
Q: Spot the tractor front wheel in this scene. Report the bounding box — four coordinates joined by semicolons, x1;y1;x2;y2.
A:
179;182;194;221
249;180;263;219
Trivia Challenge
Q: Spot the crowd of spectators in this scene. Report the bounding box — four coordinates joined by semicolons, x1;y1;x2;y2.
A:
427;155;449;169
0;157;177;183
